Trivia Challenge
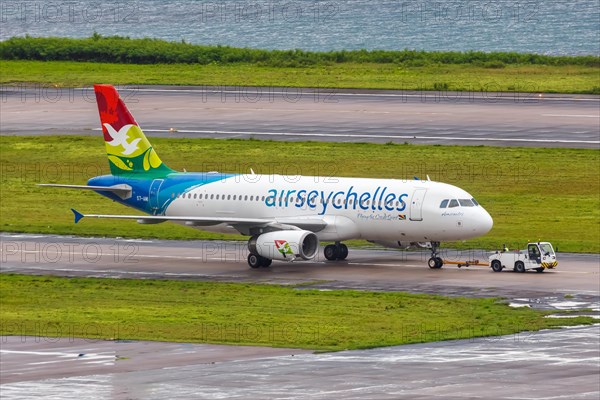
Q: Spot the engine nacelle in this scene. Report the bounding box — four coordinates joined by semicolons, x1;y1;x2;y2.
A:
248;230;319;261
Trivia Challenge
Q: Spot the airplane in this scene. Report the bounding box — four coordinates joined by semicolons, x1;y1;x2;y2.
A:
41;84;493;269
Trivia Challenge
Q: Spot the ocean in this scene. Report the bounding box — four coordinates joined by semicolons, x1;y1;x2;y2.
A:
1;0;598;55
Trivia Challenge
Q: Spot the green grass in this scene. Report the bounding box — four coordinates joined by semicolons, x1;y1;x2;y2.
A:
1;60;599;94
1;136;599;252
1;274;594;350
3;36;598;67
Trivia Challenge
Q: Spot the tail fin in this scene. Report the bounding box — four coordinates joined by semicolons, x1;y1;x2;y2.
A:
94;84;173;177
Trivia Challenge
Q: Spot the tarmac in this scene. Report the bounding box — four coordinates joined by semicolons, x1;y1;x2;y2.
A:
1;234;599;398
1;86;599;148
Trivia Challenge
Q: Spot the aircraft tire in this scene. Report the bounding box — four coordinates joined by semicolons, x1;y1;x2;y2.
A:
248;254;262;269
338;244;349;260
261;257;272;268
324;245;339;261
435;257;444;268
428;257;443;269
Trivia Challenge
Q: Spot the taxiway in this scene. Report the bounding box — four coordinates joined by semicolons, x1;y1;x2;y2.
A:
1;86;599;148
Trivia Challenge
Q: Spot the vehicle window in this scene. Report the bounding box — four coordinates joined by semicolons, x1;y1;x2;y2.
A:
193;194;197;199
471;198;479;206
459;199;474;207
449;199;459;208
539;243;553;255
439;199;449;208
528;245;540;258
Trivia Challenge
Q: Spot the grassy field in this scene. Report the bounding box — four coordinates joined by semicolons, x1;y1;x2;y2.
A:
1;136;598;252
1;60;599;94
0;274;593;350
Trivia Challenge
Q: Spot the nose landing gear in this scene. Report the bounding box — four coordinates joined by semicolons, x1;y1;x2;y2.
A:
428;241;444;269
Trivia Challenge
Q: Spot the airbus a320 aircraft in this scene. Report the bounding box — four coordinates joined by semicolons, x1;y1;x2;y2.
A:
42;85;493;269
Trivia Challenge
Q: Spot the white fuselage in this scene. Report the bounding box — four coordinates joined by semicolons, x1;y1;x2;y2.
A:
164;174;493;242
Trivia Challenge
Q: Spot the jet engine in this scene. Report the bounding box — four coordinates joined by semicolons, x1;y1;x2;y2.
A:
248;230;319;261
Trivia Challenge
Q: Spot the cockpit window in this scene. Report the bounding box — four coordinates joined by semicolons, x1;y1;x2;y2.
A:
459;199;475;207
439;199;449;208
448;199;459;208
471;198;479;206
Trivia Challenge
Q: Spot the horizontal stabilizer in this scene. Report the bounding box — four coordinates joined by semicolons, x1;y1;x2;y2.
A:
71;209;85;224
39;184;132;199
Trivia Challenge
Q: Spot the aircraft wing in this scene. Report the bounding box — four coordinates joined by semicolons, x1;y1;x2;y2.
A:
70;209;327;233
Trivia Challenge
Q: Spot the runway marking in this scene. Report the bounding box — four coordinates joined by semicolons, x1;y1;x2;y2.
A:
542;114;600;118
103;88;600;102
155;106;454;116
134;128;600;145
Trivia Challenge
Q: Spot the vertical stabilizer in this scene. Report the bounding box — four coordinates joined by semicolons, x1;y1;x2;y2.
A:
94;84;173;177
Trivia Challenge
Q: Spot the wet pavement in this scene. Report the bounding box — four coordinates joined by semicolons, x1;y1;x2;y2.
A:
1;325;599;399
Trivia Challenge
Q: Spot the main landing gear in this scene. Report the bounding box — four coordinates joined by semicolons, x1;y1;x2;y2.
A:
324;242;349;261
427;241;444;269
247;253;272;269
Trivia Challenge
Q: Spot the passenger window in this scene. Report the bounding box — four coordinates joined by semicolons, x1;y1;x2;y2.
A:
250;195;254;201
193;194;197;199
440;199;449;208
199;194;203;200
449;199;459;208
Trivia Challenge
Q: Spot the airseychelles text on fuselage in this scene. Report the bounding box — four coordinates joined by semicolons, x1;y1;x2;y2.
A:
265;185;408;215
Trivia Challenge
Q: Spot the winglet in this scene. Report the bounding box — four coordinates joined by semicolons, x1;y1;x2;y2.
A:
71;209;84;224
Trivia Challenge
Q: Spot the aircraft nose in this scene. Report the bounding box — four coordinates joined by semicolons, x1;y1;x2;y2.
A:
477;208;494;235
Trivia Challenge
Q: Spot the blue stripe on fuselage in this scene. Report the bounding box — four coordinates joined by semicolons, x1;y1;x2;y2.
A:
88;172;237;214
